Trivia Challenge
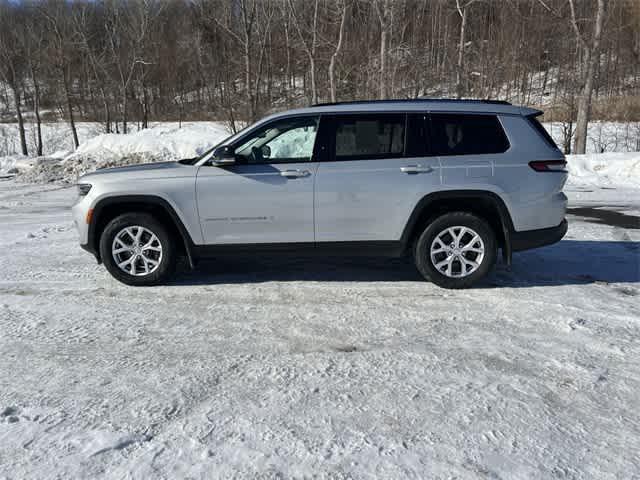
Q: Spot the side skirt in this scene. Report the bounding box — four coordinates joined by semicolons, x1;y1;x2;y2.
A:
192;241;406;259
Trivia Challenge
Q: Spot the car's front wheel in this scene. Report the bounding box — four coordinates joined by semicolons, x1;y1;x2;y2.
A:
99;213;176;286
414;212;497;289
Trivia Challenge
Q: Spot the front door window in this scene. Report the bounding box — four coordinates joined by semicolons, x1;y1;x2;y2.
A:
233;116;320;164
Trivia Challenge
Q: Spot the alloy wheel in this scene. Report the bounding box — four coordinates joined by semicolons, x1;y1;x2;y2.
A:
111;226;163;276
430;226;485;278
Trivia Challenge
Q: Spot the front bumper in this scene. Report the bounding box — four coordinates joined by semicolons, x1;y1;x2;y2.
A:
72;198;91;245
511;219;568;252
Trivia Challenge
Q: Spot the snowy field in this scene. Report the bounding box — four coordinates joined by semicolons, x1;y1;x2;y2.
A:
0;118;639;477
0;177;639;478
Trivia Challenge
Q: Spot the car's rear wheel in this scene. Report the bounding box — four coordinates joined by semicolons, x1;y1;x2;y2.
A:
99;213;176;286
414;212;497;289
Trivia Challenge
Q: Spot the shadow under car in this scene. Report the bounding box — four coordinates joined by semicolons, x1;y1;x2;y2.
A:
170;240;640;288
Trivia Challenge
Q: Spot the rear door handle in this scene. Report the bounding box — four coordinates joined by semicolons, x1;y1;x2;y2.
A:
400;165;433;174
280;169;310;178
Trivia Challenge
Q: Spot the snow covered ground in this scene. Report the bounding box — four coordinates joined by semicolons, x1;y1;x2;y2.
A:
0;122;232;183
0;121;233;160
544;121;640;154
0;118;639;477
0;178;638;478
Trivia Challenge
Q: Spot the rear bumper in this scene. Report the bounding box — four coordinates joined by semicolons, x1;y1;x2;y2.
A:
511;219;567;252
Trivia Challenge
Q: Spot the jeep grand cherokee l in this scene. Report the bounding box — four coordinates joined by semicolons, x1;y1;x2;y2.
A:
72;99;568;289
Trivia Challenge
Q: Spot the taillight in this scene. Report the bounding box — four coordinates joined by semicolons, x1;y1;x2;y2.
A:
529;160;567;172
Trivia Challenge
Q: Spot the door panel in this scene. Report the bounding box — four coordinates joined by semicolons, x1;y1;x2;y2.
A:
196;163;316;244
196;115;320;245
314;112;442;242
314;158;441;242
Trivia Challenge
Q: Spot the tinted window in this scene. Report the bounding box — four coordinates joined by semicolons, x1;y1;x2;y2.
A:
527;116;558;149
430;114;509;156
233;116;319;164
406;113;429;157
332;114;405;160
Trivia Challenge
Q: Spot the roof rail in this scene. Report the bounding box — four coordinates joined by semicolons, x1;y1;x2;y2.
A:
312;98;512;107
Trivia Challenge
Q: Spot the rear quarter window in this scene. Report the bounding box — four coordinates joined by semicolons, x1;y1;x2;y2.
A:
527;116;559;149
430;113;510;156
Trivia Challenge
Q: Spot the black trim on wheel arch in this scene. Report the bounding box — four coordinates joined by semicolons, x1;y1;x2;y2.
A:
511;219;567;252
89;195;196;268
399;190;515;265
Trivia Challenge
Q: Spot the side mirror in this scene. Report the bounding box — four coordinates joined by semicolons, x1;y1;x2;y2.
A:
211;145;236;166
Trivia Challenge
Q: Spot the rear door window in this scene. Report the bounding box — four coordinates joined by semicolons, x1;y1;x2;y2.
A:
330;114;406;161
429;113;509;156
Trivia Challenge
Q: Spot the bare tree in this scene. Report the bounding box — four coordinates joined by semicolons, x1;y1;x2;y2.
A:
204;0;272;121
22;12;47;156
569;0;607;154
455;0;478;99
0;3;28;155
288;0;320;105
73;4;113;133
374;0;392;99
328;0;348;103
39;2;80;149
104;0;161;134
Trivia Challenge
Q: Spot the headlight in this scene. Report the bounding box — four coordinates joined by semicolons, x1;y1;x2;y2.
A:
77;183;92;197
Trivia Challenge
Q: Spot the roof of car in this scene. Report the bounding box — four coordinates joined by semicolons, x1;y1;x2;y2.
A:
265;98;539;119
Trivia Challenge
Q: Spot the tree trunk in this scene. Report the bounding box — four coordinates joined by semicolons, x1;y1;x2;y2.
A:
379;18;388;99
310;0;319;104
122;87;128;135
101;87;111;134
572;0;606;155
307;56;317;105
11;85;28;156
455;3;467;99
31;68;43;156
374;0;391;100
244;40;255;121
142;86;149;129
284;15;291;93
328;1;347;103
63;67;79;149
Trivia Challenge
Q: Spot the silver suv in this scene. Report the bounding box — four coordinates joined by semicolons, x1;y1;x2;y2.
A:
72;99;568;288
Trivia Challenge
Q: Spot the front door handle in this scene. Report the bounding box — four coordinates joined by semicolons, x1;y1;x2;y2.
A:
400;165;434;174
280;169;310;178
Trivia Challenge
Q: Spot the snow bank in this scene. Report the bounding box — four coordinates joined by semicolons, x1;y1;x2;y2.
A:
0;154;35;175
0;122;105;157
544;121;640;154
2;122;231;183
69;122;229;163
566;152;640;189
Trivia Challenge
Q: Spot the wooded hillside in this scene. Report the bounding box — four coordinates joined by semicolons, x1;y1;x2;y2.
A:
1;0;638;155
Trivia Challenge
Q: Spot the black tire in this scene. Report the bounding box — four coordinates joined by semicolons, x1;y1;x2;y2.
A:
414;211;497;289
99;212;176;286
